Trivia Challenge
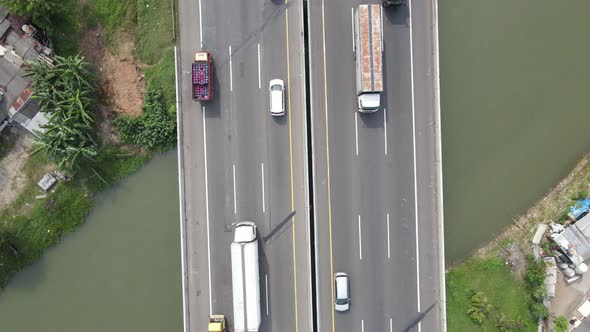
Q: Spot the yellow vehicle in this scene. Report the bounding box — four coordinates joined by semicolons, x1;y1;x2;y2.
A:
208;314;226;332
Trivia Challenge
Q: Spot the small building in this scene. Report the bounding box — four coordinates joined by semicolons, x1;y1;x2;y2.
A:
561;213;590;262
0;6;52;135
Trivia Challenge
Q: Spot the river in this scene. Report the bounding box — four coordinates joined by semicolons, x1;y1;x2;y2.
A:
440;0;590;262
2;1;590;329
0;152;182;332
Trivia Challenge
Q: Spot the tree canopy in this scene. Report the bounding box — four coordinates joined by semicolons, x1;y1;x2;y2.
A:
0;0;67;30
26;55;97;171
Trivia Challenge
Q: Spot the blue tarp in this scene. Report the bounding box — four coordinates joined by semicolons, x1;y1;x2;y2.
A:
570;199;590;220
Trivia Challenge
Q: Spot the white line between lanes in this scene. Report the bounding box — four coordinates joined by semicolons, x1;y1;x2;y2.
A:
361;319;365;332
384;108;388;155
355;112;359;155
408;1;422;330
389;318;392;332
198;0;203;49
387;213;390;259
261;162;265;213
202;107;213;314
258;43;262;89
229;45;233;92
233;164;237;215
265;274;269;316
351;7;355;52
358;215;362;260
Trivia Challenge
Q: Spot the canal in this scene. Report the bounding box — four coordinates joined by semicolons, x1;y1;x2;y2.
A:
440;0;590;262
2;0;590;329
0;152;182;332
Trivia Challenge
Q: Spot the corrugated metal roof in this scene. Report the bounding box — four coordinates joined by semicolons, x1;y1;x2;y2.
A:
563;224;590;261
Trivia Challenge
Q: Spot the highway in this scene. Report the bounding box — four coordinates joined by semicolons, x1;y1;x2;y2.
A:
176;0;312;331
308;0;445;331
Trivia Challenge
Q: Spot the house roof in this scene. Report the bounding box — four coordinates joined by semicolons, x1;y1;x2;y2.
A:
562;213;590;261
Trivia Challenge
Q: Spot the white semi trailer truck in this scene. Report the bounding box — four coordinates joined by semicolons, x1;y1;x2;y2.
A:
231;221;261;332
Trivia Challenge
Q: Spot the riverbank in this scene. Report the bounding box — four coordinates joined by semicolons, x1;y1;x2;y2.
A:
447;153;590;331
0;0;176;288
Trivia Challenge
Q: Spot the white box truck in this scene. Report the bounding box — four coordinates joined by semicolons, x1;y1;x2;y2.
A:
354;4;383;113
231;221;261;332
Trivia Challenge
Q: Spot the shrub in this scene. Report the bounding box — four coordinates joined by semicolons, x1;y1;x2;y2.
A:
525;255;546;290
554;316;569;332
114;87;176;152
530;302;548;321
467;291;492;324
571;190;588;201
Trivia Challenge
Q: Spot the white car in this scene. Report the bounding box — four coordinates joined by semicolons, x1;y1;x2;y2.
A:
334;272;350;312
269;79;285;116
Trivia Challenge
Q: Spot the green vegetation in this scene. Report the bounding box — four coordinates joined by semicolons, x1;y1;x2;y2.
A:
524;255;547;320
446;257;536;331
114;87;176;152
0;0;71;31
0;146;148;287
0;0;176;288
554;316;569;332
85;0;176;108
26;55;97;172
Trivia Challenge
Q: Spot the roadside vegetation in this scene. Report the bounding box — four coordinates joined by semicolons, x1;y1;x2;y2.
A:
447;155;590;331
446;255;537;331
0;0;176;288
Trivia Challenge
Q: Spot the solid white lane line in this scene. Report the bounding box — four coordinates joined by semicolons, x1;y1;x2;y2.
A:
233;164;237;215
198;0;203;48
229;45;233;92
361;319;365;332
258;43;262;89
390;318;393;332
261;162;266;213
384;108;388;155
351;7;355;52
408;1;422;329
358;215;362;260
355;112;359;155
202;108;213;314
387;213;391;259
265;274;269;316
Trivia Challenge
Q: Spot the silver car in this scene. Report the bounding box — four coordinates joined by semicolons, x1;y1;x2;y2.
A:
334;272;350;312
269;79;285;116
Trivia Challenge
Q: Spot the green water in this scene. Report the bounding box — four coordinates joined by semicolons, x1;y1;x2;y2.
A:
0;152;182;332
440;0;590;262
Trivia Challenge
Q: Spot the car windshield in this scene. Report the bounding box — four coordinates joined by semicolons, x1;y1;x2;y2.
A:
336;298;348;305
271;85;282;91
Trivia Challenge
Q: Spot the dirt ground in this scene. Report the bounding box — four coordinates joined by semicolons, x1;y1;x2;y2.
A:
0;127;33;210
79;26;145;144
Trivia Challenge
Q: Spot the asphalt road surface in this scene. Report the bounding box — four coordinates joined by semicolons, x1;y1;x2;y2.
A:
308;0;445;331
177;0;312;331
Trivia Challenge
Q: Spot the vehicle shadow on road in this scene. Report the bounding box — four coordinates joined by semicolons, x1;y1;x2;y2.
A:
383;3;409;26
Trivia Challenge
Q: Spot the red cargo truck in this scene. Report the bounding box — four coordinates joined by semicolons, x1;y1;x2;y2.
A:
192;52;213;101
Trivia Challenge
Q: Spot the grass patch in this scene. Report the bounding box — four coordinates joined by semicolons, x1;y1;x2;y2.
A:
0;145;148;287
446;257;536;331
144;47;176;107
84;0;136;42
136;0;174;65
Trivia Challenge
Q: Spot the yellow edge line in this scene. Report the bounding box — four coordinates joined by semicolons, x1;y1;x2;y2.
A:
321;0;335;331
285;3;299;332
